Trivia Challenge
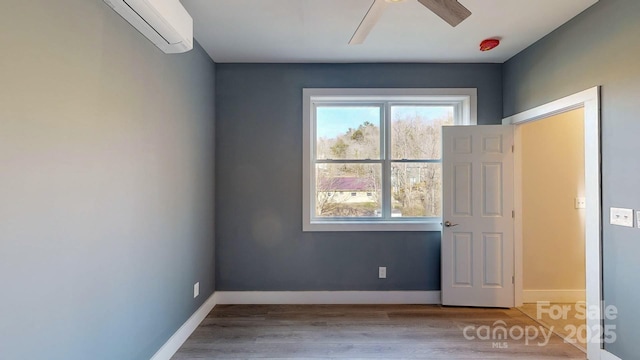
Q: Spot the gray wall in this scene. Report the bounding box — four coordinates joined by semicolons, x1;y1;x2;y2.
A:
0;1;215;360
215;63;502;291
503;0;640;357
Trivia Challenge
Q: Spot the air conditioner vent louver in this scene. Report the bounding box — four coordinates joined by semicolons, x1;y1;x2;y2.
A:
122;0;172;45
103;0;193;54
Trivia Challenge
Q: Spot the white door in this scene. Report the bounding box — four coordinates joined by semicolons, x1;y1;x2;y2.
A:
441;125;514;307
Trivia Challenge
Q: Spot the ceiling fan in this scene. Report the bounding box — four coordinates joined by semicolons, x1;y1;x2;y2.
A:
349;0;471;45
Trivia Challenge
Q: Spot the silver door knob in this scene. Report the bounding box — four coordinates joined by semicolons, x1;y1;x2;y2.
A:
444;221;459;227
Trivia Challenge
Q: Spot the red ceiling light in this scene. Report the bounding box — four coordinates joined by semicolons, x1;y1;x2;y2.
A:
479;38;500;52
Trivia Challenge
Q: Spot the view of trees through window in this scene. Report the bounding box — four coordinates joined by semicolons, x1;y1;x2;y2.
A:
315;105;454;218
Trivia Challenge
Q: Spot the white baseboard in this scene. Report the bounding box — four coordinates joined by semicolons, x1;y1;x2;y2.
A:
150;293;217;360
212;291;441;305
523;289;586;303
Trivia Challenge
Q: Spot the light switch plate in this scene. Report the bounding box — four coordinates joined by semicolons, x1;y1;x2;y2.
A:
610;207;634;227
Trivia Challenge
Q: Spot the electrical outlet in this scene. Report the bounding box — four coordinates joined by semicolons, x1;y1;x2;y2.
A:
193;282;200;298
610;207;633;227
378;267;386;279
575;197;586;209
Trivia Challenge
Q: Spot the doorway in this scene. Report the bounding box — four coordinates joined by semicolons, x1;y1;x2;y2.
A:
516;108;587;352
503;87;610;360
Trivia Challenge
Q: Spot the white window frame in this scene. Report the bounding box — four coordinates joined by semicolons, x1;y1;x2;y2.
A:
303;88;477;232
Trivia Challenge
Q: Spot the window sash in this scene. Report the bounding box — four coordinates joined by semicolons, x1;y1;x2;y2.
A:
312;159;442;221
312;100;453;221
302;88;477;232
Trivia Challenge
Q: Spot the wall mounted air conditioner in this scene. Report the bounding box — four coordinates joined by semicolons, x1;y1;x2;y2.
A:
103;0;193;54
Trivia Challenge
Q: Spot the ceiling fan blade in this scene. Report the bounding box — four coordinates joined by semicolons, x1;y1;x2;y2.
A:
349;0;389;45
417;0;471;27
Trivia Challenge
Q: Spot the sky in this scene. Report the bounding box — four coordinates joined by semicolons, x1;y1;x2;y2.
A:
316;106;453;138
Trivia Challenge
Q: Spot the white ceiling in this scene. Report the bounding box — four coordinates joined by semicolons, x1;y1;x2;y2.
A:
181;0;598;63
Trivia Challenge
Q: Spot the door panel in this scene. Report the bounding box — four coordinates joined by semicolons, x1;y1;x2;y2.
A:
453;233;473;287
483;163;503;216
442;125;514;307
483;233;503;287
453;163;472;216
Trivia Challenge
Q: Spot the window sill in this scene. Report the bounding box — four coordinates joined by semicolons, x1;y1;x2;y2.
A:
303;221;443;232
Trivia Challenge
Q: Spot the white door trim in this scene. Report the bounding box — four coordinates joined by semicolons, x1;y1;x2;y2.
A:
502;86;608;360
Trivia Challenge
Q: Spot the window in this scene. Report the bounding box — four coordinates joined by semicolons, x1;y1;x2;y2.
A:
303;88;476;231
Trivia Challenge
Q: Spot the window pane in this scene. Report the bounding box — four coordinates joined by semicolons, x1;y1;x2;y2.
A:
316;163;382;217
316;106;381;160
391;163;441;217
391;105;454;160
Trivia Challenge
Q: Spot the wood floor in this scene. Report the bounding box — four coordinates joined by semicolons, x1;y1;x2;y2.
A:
172;305;586;359
519;303;587;353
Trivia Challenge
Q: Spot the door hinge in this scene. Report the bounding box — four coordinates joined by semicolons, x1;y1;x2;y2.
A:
511;145;514;153
512;275;515;284
512;210;515;218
